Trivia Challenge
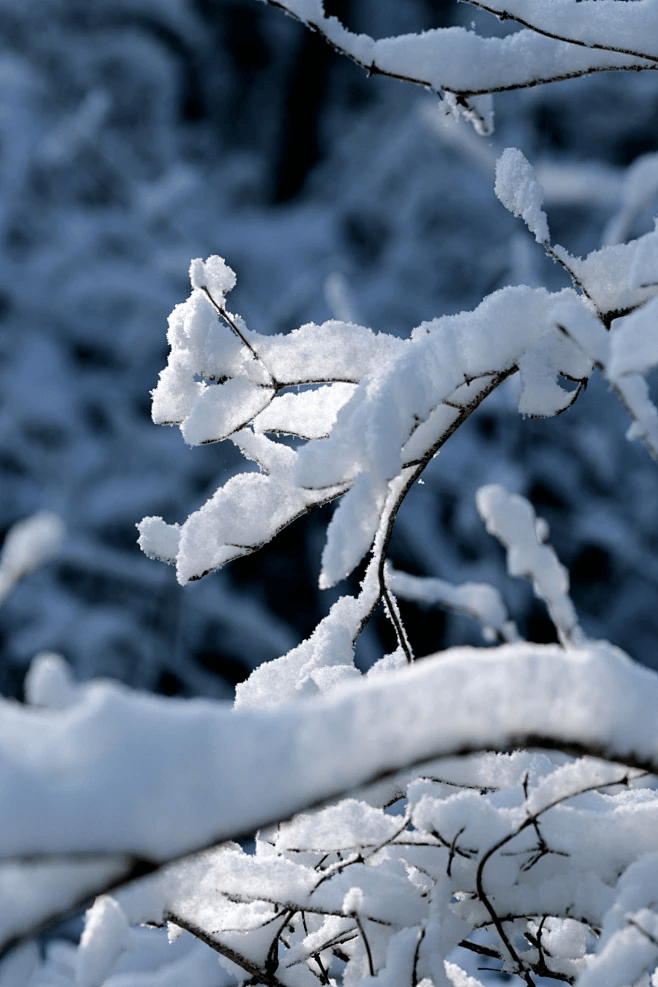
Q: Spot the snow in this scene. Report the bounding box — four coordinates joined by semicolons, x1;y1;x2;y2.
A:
495;148;550;244
0;512;64;604
7;2;658;983
320;471;388;588
188;257;237;306
475;0;658;60
553;292;658;458
2;640;658;868
137;516;181;566
76;896;134;987
476;484;582;645
0;857;130;952
253;382;357;440
234;587;369;708
387;566;515;642
274;4;657;119
609;296;658;377
24;652;79;709
180;376;274;446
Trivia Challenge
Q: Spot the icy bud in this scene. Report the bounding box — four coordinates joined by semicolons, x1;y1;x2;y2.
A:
495;148;550;244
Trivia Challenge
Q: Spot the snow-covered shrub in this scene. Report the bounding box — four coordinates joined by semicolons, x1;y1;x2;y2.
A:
4;2;658;986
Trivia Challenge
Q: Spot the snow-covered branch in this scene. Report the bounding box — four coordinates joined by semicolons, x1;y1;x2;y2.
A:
258;0;658;133
3;638;658;960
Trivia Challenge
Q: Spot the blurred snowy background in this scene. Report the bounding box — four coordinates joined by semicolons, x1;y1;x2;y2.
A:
1;0;658;700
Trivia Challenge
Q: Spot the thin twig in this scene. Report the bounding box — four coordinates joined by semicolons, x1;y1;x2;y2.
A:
353;912;375;977
381;578;414;663
413;925;427;985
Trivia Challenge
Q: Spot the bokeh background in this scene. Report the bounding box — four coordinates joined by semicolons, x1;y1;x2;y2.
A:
1;0;658;700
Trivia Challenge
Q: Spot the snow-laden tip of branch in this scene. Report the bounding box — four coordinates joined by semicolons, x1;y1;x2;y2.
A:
387;566;518;643
476;484;582;647
76;896;134;987
0;511;64;605
495;148;550;244
24;653;79;710
136;516;181;566
189;255;236;306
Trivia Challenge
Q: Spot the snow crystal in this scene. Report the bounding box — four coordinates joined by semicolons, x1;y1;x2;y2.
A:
3;639;658;865
326;20;652;110
253;382;357;440
234;591;365;708
564;232;658;317
367;647;408;677
551;295;610;367
517;331;588;418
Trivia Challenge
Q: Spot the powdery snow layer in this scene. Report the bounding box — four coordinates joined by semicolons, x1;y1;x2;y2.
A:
1;640;658;865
